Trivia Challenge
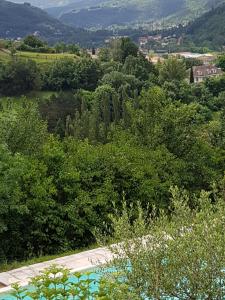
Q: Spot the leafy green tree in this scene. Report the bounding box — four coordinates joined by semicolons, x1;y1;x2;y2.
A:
54;42;67;53
23;35;45;48
0;100;48;155
92;84;120;141
159;57;187;83
76;58;102;91
101;71;141;94
44;58;101;91
39;92;83;135
101;61;122;75
98;47;111;62
67;44;80;55
0;144;55;262
43;58;79;91
205;75;225;97
111;38;138;63
129;86;166;147
216;54;225;71
122;54;156;81
0;59;41;96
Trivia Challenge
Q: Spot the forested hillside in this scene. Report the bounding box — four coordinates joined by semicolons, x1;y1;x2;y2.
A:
9;0;73;8
0;0;110;45
185;2;225;49
0;0;70;38
49;0;225;29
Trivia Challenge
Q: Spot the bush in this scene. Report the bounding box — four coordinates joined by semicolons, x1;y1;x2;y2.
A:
102;187;225;299
0;59;41;96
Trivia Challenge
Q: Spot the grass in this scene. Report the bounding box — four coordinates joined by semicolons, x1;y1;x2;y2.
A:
17;51;77;64
0;49;78;65
0;91;57;109
0;244;98;273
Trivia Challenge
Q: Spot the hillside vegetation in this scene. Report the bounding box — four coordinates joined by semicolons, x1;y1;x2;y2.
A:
0;0;73;39
185;3;225;49
1;38;225;269
48;0;225;29
0;0;110;46
1;34;225;298
0;49;77;65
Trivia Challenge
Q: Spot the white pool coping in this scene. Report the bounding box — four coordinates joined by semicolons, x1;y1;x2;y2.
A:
0;246;113;295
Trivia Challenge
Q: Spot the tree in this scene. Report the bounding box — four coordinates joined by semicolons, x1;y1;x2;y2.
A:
44;58;102;91
43;58;79;91
98;47;111;62
129;86;166;147
23;35;45;48
39;92;82;135
0;100;48;155
101;71;141;94
159;57;187;83
54;42;67;53
0;144;55;262
0;59;41;96
111;38;138;63
122;54;156;81
216;54;225;71
76;57;102;91
205;75;225;97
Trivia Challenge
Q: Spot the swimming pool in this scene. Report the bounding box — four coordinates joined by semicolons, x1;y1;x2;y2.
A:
0;270;102;300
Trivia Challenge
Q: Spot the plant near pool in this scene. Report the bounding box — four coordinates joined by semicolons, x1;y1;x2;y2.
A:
12;265;97;300
103;186;225;299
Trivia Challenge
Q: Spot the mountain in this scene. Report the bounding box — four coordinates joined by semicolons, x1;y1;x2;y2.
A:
46;0;225;29
47;0;106;18
8;0;74;9
0;0;73;39
185;2;225;49
0;0;108;45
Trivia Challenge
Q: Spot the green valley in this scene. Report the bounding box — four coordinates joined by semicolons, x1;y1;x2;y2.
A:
0;2;225;299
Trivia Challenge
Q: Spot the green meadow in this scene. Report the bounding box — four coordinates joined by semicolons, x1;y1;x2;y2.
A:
0;49;77;65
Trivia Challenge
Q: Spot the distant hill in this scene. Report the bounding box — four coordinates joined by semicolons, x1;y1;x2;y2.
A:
47;0;106;18
185;2;225;49
46;0;225;29
0;0;110;45
8;0;74;9
0;0;76;40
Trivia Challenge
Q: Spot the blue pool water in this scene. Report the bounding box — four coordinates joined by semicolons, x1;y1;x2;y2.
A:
0;270;102;300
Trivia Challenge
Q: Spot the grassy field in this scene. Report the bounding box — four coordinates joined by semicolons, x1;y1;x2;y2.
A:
0;49;77;65
0;91;58;109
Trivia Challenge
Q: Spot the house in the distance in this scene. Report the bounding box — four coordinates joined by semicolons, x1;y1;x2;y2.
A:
191;65;223;83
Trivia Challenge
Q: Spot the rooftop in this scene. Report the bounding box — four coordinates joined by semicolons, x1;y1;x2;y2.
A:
193;65;223;77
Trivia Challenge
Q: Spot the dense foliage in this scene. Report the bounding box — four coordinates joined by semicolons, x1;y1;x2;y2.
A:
1;37;225;266
185;2;225;50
